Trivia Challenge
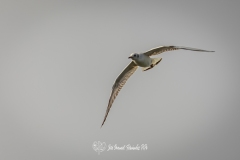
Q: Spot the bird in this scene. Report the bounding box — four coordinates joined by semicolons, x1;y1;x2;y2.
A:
101;45;214;127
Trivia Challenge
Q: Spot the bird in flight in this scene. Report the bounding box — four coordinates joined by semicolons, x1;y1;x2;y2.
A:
101;46;214;127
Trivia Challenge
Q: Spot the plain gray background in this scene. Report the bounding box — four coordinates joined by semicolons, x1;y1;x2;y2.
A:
1;0;240;160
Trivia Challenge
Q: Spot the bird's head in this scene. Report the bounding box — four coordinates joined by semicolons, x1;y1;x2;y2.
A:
128;53;140;60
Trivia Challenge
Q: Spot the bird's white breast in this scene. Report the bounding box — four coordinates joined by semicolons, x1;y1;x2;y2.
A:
133;54;151;67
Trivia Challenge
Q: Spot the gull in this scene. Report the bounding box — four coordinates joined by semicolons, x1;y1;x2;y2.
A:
101;46;214;127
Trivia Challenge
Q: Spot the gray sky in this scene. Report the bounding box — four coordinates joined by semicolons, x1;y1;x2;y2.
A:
1;0;240;160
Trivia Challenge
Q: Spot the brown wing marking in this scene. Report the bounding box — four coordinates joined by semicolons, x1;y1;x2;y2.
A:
144;46;214;56
101;61;138;127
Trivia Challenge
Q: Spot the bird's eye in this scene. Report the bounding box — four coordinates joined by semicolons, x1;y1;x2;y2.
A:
134;54;136;57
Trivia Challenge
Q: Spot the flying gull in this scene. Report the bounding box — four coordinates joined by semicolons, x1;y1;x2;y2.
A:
101;46;214;127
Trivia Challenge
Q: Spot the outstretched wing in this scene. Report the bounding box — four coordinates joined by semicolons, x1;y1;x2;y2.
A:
101;61;138;127
144;46;214;56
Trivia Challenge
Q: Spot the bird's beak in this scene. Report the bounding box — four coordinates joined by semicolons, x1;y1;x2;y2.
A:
128;56;133;59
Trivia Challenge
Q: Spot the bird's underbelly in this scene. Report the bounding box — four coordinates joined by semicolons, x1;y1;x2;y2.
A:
133;59;151;67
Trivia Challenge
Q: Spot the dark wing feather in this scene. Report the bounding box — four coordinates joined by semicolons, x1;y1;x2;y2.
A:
144;46;214;56
101;61;138;127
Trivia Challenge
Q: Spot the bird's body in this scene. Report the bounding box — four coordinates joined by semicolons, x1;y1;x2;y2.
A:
101;45;214;127
131;54;152;67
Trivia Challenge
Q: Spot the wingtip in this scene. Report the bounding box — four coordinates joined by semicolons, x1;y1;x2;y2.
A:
101;121;105;128
207;50;215;52
176;46;215;52
206;50;215;52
